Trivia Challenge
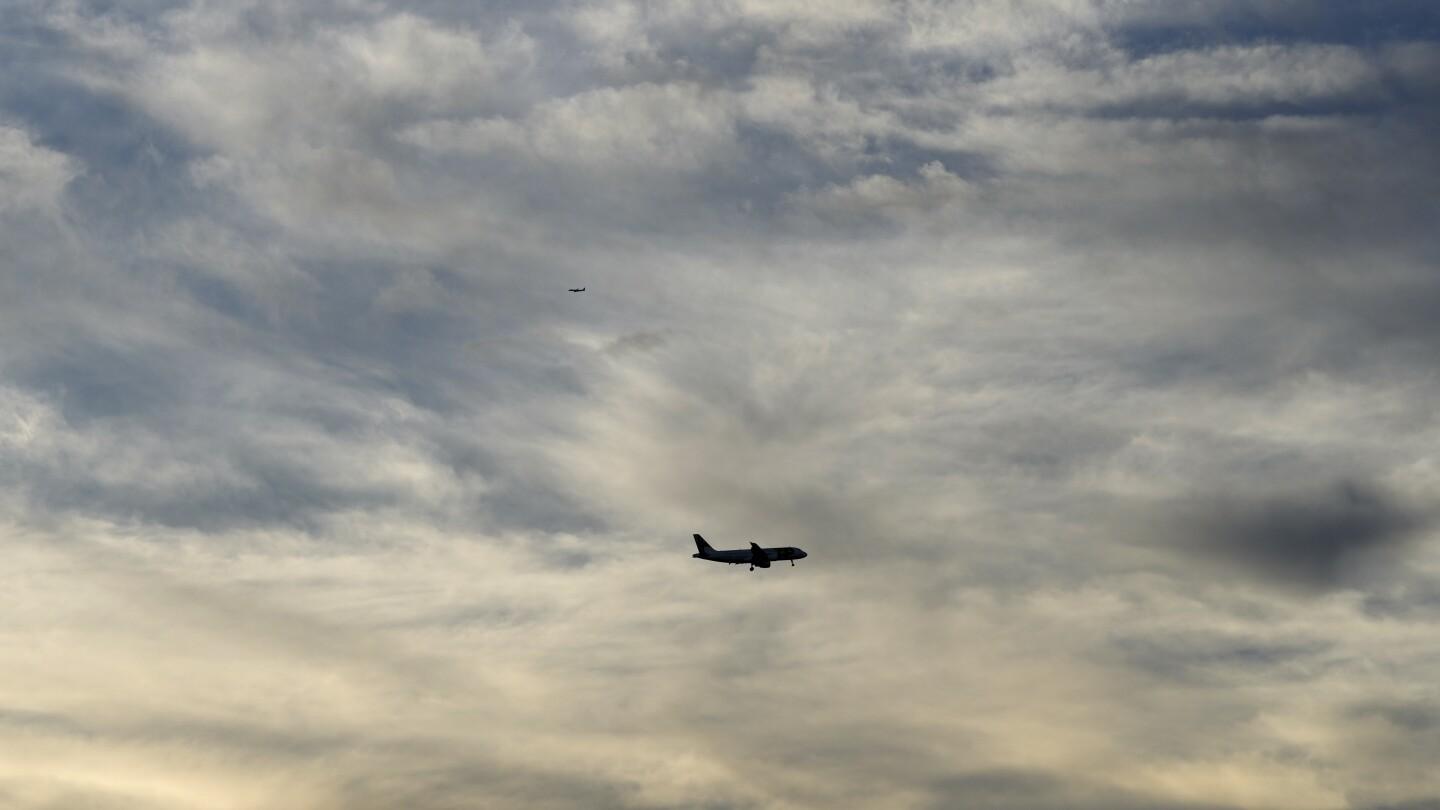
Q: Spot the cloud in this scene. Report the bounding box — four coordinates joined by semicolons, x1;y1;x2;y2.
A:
927;768;1246;810
985;43;1397;117
2;1;1440;808
0;124;78;214
601;330;668;356
1162;480;1430;590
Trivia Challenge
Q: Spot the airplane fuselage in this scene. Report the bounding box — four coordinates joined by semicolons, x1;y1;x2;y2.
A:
692;534;807;569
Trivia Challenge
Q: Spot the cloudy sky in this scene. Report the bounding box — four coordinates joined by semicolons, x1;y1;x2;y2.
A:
2;1;1440;807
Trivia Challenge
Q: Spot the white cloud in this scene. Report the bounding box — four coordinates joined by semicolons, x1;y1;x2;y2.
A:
988;43;1388;112
0;125;78;215
400;81;738;174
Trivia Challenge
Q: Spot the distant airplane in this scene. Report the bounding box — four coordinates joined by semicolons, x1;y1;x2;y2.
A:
568;287;586;292
693;534;807;571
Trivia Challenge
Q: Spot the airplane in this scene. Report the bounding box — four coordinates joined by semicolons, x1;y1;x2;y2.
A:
568;287;586;292
692;534;807;571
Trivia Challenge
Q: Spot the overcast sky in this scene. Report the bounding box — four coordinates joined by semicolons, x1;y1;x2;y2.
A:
2;1;1440;808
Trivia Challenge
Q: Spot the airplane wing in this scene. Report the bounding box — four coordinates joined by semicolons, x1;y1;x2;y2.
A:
750;542;771;568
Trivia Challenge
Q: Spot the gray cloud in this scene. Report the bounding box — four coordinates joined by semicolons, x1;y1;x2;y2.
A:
928;769;1246;810
1348;701;1440;735
601;329;669;356
1164;481;1429;589
1109;629;1333;685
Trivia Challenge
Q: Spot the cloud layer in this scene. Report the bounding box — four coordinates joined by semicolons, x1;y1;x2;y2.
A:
3;1;1439;807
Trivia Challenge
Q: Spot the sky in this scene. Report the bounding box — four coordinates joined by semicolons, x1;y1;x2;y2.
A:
2;1;1440;808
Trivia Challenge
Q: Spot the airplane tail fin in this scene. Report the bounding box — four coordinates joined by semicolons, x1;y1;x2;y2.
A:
693;534;713;554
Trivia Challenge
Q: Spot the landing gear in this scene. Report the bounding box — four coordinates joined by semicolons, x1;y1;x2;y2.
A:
749;565;754;571
790;560;795;566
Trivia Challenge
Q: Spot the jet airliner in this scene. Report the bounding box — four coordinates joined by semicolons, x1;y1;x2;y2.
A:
693;534;807;571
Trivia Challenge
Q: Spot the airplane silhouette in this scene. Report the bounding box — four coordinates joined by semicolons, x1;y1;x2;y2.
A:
692;534;807;571
568;287;586;292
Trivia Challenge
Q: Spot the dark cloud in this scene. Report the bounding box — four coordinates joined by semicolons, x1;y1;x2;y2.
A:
1348;700;1440;734
928;769;1244;810
1166;480;1429;589
1110;1;1440;56
12;340;191;425
602;330;668;356
1110;630;1332;685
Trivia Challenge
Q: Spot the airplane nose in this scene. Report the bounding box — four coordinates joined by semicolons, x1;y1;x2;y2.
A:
797;549;808;558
